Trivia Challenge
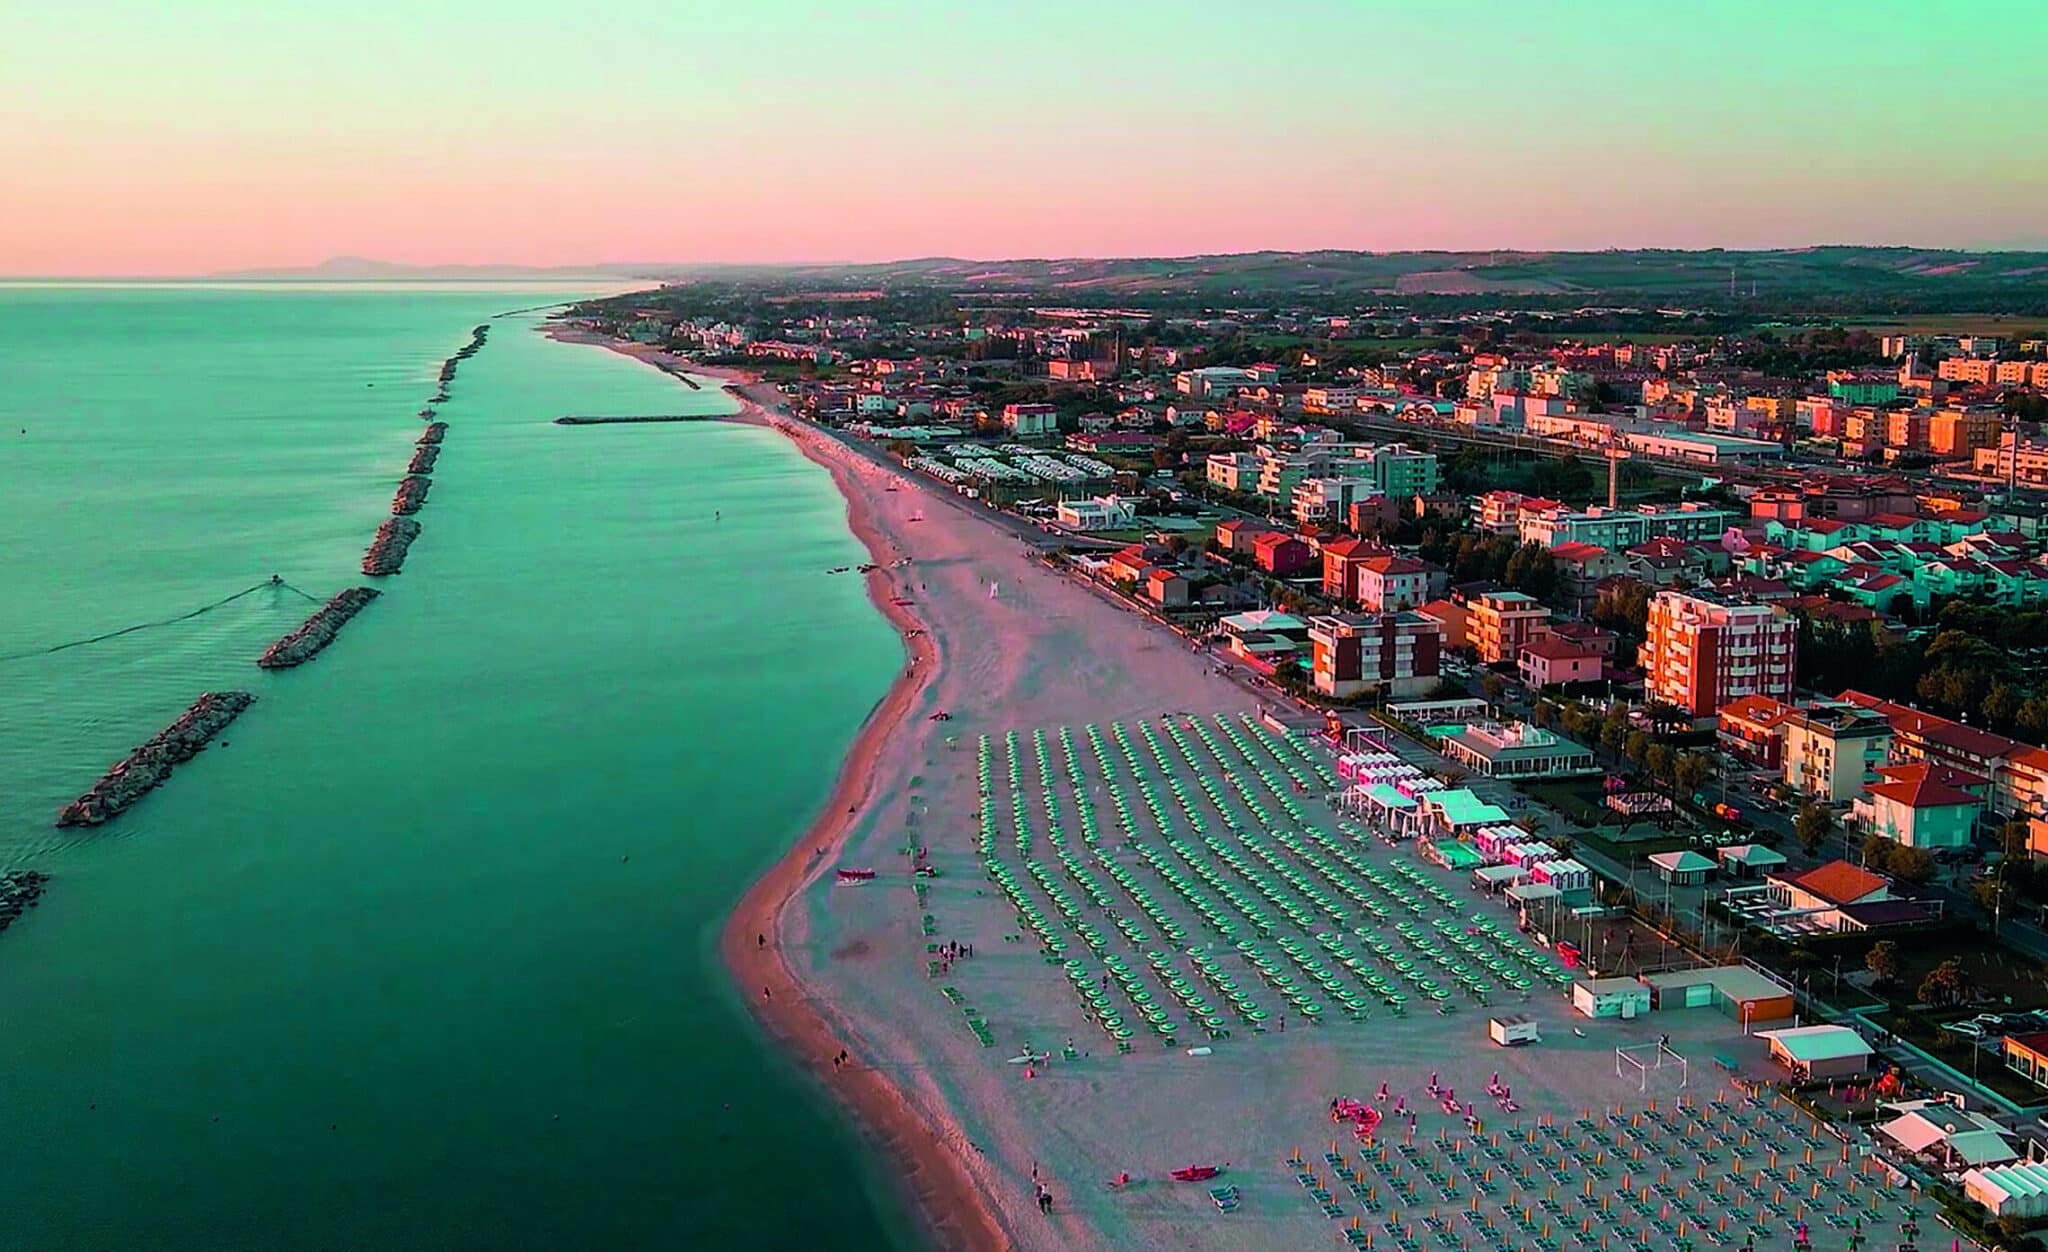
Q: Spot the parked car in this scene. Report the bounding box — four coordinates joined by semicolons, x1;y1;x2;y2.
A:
1943;1021;1988;1039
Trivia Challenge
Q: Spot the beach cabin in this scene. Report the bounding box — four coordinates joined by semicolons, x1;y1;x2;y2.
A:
1502;840;1557;869
1648;849;1716;886
1528;858;1593;902
1573;977;1652;1020
1759;1024;1872;1079
1474;824;1523;861
1488;1015;1541;1047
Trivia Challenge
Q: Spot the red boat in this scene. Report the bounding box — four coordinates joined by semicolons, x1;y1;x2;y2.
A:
835;868;877;883
1170;1165;1221;1182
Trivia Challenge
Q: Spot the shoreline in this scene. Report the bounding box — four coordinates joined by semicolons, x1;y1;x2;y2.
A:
549;322;1011;1250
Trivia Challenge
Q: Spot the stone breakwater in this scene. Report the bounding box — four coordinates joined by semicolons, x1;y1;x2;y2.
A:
56;692;256;827
0;870;49;934
362;517;421;576
419;420;447;444
391;474;431;514
407;443;440;476
258;587;381;669
429;323;490;403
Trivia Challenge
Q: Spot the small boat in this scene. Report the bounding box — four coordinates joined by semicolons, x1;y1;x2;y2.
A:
1006;1051;1049;1065
835;868;877;884
1170;1165;1222;1182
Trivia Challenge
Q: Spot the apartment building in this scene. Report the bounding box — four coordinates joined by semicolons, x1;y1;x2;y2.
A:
1639;590;1798;717
1355;555;1430;612
1778;703;1894;804
1468;591;1551;665
1307;612;1443;699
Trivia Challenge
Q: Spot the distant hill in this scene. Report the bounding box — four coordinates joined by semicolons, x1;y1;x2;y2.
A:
641;247;2048;309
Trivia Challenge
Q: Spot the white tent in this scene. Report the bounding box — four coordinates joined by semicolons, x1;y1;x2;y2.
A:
1965;1161;2048;1218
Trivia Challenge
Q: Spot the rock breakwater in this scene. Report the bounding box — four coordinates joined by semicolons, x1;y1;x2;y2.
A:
56;691;255;827
362;517;421;576
392;474;431;514
0;871;49;934
257;587;380;668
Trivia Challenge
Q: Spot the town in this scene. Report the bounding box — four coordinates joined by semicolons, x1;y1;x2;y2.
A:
576;275;2048;1250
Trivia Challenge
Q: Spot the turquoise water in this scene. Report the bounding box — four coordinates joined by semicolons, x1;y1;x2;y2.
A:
0;285;909;1249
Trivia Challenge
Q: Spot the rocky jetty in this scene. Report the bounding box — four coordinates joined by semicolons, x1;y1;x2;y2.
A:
0;871;49;934
418;406;438;420
258;587;380;669
362;517;421;576
391;474;432;515
553;414;717;426
407;443;440;476
419;420;447;445
56;692;255;827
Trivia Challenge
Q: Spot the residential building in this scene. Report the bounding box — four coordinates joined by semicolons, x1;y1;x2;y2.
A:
1930;408;2004;458
1938;357;1998;385
1550;541;1626;613
1438;721;1597;778
1414;599;1470;651
1250;531;1314;576
1307;612;1443;699
1002;402;1059;436
1853;762;1985;850
1619;430;1786;464
1467;591;1551;665
1144;568;1191;607
1639;590;1798;717
1175;366;1256;398
1840;692;2048;818
1516;502;1736;550
1358;443;1441;499
1778;703;1893;803
1205;451;1259;493
1213;518;1276;554
1292;476;1382;528
1717;694;1792;766
1354;555;1430;612
1517;635;1604;688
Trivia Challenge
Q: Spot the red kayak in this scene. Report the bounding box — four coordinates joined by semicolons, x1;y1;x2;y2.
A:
1170;1165;1221;1182
835;868;877;883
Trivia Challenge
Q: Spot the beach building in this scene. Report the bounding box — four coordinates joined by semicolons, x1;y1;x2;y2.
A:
1306;612;1442;699
1759;1025;1872;1079
1437;721;1597;779
1573;977;1652;1020
1648;850;1716;886
1877;1106;2017;1175
1853;763;1986;850
2001;1032;2048;1098
1144;568;1191;607
1413;789;1514;839
1468;591;1550;665
1964;1162;2048;1220
1715;843;1787;880
1642;966;1795;1024
1515;502;1735;551
1216;610;1310;664
1760;859;1923;933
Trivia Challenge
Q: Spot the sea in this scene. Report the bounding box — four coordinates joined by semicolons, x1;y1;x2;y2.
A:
0;282;911;1250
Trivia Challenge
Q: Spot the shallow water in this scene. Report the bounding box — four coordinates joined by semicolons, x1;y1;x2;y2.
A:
0;285;909;1250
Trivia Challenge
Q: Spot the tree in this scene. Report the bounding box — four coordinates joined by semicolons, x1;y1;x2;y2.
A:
1643;743;1674;781
1865;940;1901;986
1480;673;1508;703
1795;801;1835;855
1889;845;1936;885
1918;957;1970;1008
1984;683;2023;732
1672;752;1712;796
1600;719;1627;757
1861;832;1896;873
1531;699;1560;729
1624;730;1652;766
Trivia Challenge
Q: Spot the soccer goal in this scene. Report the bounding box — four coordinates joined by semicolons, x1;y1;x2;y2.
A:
1616;1040;1690;1091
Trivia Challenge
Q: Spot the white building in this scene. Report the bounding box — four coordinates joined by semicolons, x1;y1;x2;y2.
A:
1292;476;1382;527
1055;496;1138;531
1438;722;1599;779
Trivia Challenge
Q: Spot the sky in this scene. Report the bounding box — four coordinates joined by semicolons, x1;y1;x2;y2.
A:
4;0;2047;275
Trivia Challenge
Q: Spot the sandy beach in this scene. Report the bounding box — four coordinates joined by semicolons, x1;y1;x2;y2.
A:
554;326;1929;1252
